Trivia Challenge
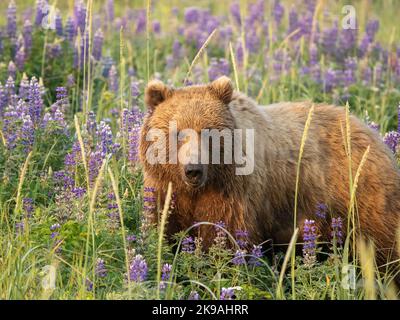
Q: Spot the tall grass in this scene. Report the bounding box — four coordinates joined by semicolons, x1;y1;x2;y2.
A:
0;0;399;300
291;104;315;299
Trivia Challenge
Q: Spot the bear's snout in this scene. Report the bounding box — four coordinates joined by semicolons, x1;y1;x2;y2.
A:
183;163;207;188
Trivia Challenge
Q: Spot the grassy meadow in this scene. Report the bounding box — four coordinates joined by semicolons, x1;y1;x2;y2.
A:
0;0;400;300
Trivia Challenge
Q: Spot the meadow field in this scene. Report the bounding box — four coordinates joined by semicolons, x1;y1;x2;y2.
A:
1;0;400;300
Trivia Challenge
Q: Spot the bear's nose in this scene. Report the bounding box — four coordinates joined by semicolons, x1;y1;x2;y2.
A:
184;164;204;181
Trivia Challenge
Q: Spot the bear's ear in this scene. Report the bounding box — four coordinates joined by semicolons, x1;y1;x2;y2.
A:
208;76;233;105
145;79;173;110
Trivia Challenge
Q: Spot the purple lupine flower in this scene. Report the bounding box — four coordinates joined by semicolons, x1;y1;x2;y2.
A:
368;121;380;132
143;186;156;212
321;21;338;55
106;0;114;22
310;64;322;84
86;110;97;134
152;20;161;34
18;75;30;100
86;279;93;291
67;74;75;87
135;10;146;34
297;11;313;38
16;34;24;53
220;287;235;300
96;120;115;156
182;236;195;253
127;234;137;243
214;221;227;246
0;83;6;114
331;217;343;246
35;0;48;26
362;66;372;85
121;107;144;163
398;104;400;133
159;263;172;289
302;219;318;267
324;68;339;92
23;20;33;53
249;245;263;266
219;26;233;46
20;114;35;151
7;0;17;39
5;76;16;98
184;7;200;24
204;14;220;34
28;77;44;125
315;203;328;219
288;6;299;36
93;29;104;61
130;80;140;104
129;254;148;282
23;198;34;217
106;192;119;229
208;58;230;81
15;47;25;71
235;40;244;66
232;250;246;265
65;16;76;42
383;131;400;153
166;40;184;69
88;150;103;185
366;19;379;41
343;57;358;86
74;0;87;33
95;258;107;278
50;223;60;231
188;291;200;300
246;0;265;27
3;98;29;150
50;223;61;238
72;187;86;198
235;230;248;249
102;56;114;77
15;221;24;235
245;31;260;53
273;0;284;26
230;2;241;26
53;170;74;189
128;125;140;163
0;31;3;55
128;67;136;77
272;49;292;79
55;10;63;36
338;28;357;56
358;33;371;56
56;87;67;101
108;65;119;93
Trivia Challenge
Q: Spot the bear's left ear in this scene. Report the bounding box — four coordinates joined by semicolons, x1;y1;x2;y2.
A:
145;79;174;111
208;76;233;105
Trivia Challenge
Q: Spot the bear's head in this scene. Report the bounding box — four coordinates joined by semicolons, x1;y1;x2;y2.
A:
139;76;236;191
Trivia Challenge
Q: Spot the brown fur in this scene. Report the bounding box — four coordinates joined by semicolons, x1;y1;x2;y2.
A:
139;77;400;269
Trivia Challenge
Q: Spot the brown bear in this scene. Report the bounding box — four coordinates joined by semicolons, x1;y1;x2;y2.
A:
139;76;400;270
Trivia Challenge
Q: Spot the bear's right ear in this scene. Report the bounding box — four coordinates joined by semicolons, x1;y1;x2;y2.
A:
145;79;174;111
208;76;234;105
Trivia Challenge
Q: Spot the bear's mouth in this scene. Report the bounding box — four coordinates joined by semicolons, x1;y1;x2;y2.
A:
182;176;207;189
